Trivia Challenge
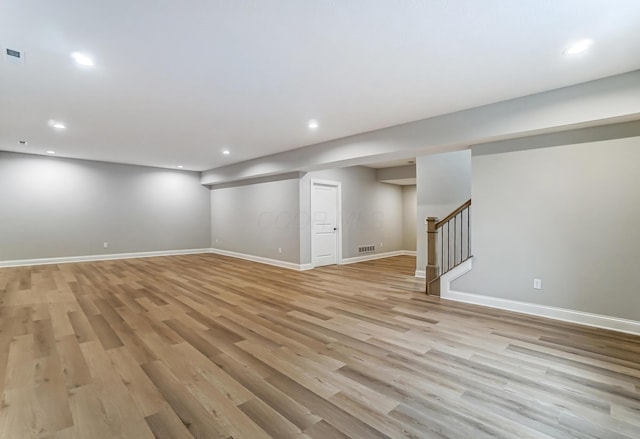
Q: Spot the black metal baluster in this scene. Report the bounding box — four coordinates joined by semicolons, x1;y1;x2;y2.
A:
447;222;450;272
440;227;443;275
449;221;452;271
460;212;464;263
448;221;451;271
437;203;472;277
467;207;470;259
449;220;452;270
454;216;457;267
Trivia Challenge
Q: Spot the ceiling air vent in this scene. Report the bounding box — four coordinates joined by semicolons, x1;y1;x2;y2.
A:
4;48;25;64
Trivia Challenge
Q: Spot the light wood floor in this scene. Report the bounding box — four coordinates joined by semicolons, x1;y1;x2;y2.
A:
1;254;639;438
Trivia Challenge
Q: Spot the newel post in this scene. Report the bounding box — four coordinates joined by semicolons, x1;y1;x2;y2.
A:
426;217;439;295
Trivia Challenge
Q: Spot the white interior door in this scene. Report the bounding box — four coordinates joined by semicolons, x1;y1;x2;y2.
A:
311;180;340;267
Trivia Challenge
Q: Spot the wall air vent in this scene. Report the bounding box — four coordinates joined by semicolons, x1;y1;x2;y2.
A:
358;245;375;254
4;48;25;64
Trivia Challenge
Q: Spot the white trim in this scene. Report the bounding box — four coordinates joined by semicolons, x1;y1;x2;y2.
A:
310;179;342;268
441;258;640;336
443;289;640;336
404;250;417;257
415;270;425;278
0;246;414;271
341;250;415;265
210;248;310;271
0;248;212;268
439;258;474;296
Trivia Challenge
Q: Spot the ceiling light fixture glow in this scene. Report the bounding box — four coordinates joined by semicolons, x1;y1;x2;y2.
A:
177;165;184;169
71;52;95;67
48;120;67;129
308;119;319;129
46;150;55;154
222;149;230;155
564;39;592;55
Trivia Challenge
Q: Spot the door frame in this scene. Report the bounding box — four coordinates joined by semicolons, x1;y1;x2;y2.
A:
310;179;342;268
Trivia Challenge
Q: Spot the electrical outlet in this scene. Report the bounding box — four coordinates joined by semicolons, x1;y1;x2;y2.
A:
215;238;219;245
533;278;542;290
103;242;109;249
278;247;282;254
380;242;384;247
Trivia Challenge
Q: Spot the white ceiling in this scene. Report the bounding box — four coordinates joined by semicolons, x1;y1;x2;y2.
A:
1;1;639;171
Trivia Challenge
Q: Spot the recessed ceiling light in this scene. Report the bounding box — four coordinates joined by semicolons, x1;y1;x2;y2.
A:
308;119;319;129
222;149;230;155
46;150;55;154
177;165;184;169
564;39;593;55
48;120;66;129
71;52;95;67
18;140;27;145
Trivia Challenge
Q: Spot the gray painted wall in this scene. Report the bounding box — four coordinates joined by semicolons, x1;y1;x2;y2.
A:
452;137;640;321
299;166;404;264
210;177;300;264
377;165;416;183
402;185;417;251
0;152;211;261
416;150;472;273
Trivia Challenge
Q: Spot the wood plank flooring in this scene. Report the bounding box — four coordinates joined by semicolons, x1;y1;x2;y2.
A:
1;254;639;438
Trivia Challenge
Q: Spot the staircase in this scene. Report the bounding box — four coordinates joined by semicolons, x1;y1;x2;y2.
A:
426;199;471;296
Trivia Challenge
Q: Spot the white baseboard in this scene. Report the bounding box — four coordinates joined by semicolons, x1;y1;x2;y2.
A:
210;248;310;271
212;248;415;271
341;250;415;265
444;289;640;336
415;270;425;278
440;258;640;335
0;247;412;272
0;248;213;268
